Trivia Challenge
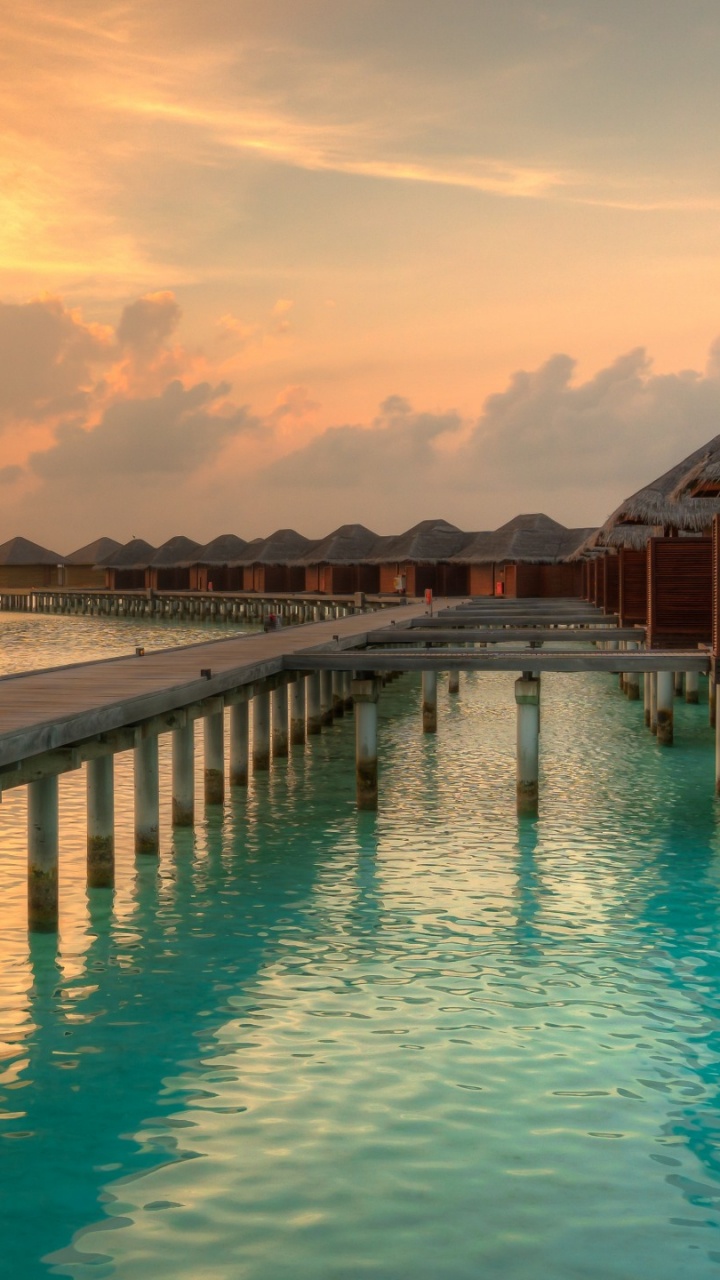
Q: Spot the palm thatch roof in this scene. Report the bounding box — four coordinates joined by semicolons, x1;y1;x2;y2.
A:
64;537;123;566
242;529;315;564
370;519;468;564
0;536;64;566
184;533;248;567
580;433;720;556
150;535;202;567
294;523;381;566
99;538;157;569
451;515;594;565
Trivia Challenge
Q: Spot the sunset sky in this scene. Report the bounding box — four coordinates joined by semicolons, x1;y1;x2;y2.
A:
3;0;720;548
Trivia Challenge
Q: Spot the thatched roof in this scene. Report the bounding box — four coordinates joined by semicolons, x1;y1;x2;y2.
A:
64;537;122;566
584;434;720;555
99;538;157;569
150;535;202;567
371;519;468;564
294;523;380;566
242;529;315;564
451;515;594;565
0;536;64;566
186;533;248;566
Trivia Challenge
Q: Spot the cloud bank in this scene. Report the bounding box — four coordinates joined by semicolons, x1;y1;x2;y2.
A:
3;288;720;543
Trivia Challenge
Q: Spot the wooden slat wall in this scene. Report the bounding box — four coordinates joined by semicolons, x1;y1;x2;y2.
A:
618;548;647;627
647;537;712;649
595;557;607;609
707;512;712;655
603;556;619;613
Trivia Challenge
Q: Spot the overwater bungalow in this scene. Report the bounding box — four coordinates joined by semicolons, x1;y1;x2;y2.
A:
63;537;122;589
297;523;382;594
100;539;157;590
0;536;64;589
451;515;593;597
146;536;202;591
575;433;720;645
241;529;314;592
186;534;249;592
370;519;470;596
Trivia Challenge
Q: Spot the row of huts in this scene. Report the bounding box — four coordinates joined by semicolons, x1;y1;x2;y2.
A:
574;432;720;650
0;516;594;597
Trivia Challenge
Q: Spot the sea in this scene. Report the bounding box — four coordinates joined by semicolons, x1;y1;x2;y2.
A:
1;611;720;1278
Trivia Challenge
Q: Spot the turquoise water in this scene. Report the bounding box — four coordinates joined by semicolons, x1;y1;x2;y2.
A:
2;617;720;1276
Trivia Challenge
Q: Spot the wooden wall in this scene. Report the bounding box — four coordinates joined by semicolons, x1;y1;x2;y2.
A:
647;536;712;649
63;565;106;589
714;515;720;662
602;556;619;613
707;512;712;655
469;565;494;596
618;549;647;627
0;565;62;589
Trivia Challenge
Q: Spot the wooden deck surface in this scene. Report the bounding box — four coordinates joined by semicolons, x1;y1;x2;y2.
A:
0;603;428;768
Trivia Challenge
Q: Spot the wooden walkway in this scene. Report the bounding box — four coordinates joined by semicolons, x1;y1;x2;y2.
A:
0;602;427;773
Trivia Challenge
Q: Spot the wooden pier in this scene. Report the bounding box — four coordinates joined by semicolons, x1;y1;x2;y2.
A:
0;597;714;931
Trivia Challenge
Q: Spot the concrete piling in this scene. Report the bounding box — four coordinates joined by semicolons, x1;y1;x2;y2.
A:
290;677;306;745
422;670;438;734
332;671;345;718
686;670;699;704
515;676;540;816
644;673;652;726
172;721;195;825
272;683;289;757
87;755;115;886
135;732;160;853
306;673;322;735
448;669;460;694
656;671;674;745
230;701;249;785
204;708;225;803
650;673;658;734
320;670;334;726
28;775;59;932
253;688;271;770
353;677;379;810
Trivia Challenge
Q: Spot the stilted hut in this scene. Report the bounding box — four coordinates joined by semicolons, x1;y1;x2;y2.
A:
63;537;122;588
100;539;157;590
0;537;64;589
185;535;248;591
297;524;382;594
452;515;592;598
574;433;720;641
241;530;314;592
146;536;202;591
371;520;470;596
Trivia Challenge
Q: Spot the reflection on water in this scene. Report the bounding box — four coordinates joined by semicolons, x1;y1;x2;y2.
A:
1;623;720;1277
0;611;253;677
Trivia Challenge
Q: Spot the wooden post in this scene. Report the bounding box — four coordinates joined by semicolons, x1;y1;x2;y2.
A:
515;677;540;816
253;688;271;770
204;708;225;803
272;683;289;757
656;670;674;745
134;732;159;854
448;668;460;695
353;677;379;810
87;756;115;886
644;673;652;726
230;702;249;785
28;775;59;931
650;672;658;734
422;670;438;733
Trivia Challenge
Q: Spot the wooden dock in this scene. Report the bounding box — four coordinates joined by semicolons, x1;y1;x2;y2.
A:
1;596;715;932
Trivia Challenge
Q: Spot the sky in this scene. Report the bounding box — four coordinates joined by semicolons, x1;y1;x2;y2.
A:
3;0;720;550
